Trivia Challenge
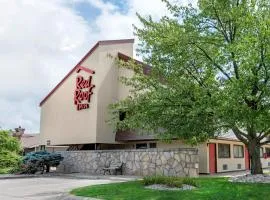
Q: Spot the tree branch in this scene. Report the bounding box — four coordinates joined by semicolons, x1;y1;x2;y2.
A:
194;44;232;81
213;6;230;43
231;52;239;79
232;126;248;144
185;67;206;88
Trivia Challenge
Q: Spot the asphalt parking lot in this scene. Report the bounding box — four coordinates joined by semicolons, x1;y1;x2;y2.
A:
0;176;129;200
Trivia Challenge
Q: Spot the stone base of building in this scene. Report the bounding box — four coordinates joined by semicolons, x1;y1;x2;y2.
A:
56;148;199;177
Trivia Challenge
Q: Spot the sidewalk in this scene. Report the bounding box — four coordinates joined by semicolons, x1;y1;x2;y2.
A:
200;169;270;178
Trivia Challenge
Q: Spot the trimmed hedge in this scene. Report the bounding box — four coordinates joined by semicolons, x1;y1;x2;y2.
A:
142;175;198;188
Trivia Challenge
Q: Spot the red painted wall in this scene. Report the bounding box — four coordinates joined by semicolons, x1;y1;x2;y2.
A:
209;143;217;173
245;146;250;170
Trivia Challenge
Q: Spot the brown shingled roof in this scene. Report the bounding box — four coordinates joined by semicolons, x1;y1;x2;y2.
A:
20;134;40;149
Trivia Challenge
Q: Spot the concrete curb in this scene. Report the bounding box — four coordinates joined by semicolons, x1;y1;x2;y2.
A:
0;173;140;181
0;173;66;180
0;174;38;179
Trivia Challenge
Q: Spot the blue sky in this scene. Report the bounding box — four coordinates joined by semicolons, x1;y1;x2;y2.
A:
0;0;195;133
72;0;129;23
74;2;101;22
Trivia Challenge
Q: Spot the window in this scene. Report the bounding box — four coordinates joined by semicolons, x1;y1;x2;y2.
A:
260;147;264;158
149;143;156;148
233;145;244;158
218;143;230;158
136;143;147;149
40;145;46;151
119;111;126;121
266;148;270;157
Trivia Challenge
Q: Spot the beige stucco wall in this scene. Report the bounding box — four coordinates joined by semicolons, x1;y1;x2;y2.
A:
209;139;246;173
261;145;270;168
40;67;98;145
198;143;209;174
94;44;133;143
46;146;68;152
40;41;133;145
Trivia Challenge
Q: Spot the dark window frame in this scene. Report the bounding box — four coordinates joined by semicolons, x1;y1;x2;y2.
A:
233;145;244;158
266;147;270;157
149;143;156;148
136;143;148;149
218;143;231;158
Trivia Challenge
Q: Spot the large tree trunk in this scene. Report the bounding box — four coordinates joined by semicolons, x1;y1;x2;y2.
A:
248;140;263;174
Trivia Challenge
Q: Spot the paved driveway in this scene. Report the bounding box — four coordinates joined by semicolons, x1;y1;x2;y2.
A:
0;176;131;200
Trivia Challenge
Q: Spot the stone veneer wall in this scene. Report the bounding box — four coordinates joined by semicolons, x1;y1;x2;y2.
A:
57;148;199;177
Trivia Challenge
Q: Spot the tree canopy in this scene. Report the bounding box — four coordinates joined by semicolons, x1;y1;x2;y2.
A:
111;0;270;174
0;130;21;169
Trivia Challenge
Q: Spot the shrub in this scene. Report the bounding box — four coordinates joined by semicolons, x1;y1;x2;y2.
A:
142;175;197;188
0;130;22;173
0;168;12;174
182;177;198;187
21;151;63;174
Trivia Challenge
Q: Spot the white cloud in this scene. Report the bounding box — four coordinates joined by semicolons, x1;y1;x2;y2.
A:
0;0;92;132
0;0;196;133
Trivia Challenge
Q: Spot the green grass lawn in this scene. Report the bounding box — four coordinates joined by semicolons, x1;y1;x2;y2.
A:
71;177;270;200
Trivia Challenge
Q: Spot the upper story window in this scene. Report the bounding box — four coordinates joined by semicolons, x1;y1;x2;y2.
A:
218;143;230;158
233;145;244;158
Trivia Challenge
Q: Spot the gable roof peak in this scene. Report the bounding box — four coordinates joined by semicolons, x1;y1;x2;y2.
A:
39;38;134;106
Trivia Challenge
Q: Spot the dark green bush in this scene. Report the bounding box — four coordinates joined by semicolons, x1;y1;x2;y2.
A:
142;175;197;188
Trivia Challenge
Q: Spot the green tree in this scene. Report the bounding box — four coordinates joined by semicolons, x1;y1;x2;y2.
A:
111;0;270;174
0;130;22;171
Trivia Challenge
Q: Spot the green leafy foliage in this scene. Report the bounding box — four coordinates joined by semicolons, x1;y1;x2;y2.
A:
21;151;63;174
0;168;12;174
110;0;270;173
142;176;198;188
0;130;21;171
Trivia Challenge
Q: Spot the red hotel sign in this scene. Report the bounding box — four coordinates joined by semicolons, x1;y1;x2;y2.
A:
74;66;95;111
